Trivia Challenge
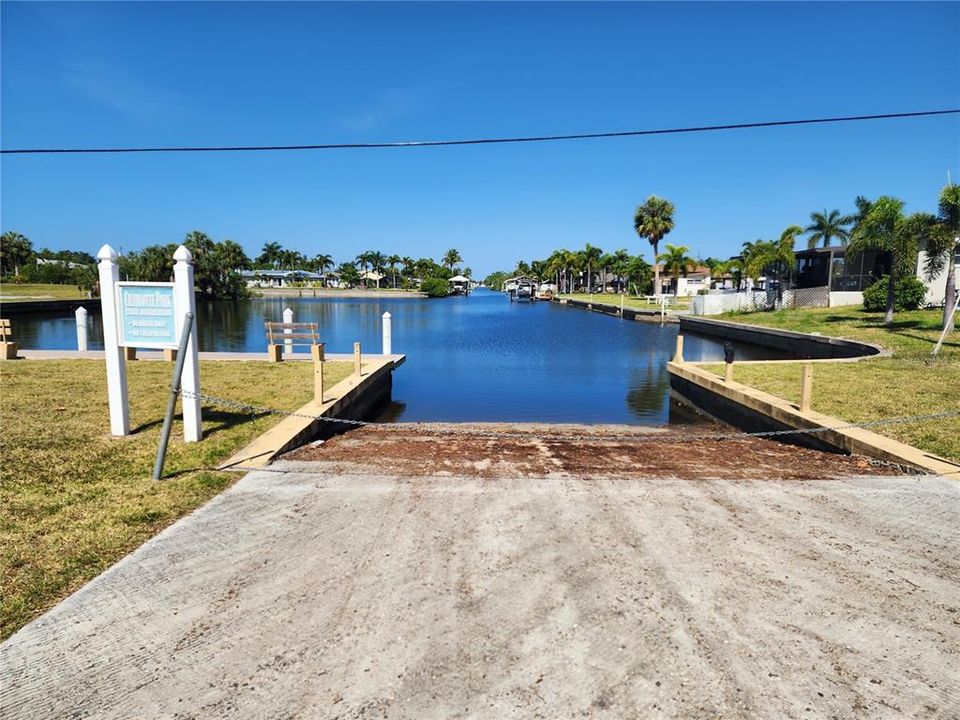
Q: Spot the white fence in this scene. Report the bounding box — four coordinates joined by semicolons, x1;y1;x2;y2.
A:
691;286;856;315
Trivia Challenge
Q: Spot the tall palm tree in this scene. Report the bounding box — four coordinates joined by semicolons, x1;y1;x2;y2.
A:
442;248;463;270
633;196;675;296
921;183;960;330
848;196;933;325
773;225;804;304
386;254;402;288
581;243;603;294
611;249;631;293
312;253;333;285
368;251;387;288
805;209;854;249
656;244;695;297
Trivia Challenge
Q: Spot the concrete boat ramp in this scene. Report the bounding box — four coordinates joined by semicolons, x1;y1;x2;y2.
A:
2;426;959;719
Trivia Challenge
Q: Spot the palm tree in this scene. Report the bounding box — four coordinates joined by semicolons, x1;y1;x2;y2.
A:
355;251;373;286
442;248;463;270
633;196;675;296
0;231;34;276
611;249;631;293
581;243;603;294
256;241;284;269
387;254;402;288
368;251;387;288
710;261;730;290
922;183;960;330
805;209;853;249
848;196;933;325
772;225;804;305
217;240;252;273
514;259;531;277
740;239;772;287
312;253;334;285
656;244;695;297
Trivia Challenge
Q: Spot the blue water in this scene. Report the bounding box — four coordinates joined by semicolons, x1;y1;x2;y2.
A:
10;289;783;424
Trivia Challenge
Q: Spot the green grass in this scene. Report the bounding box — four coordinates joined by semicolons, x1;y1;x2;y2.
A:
0;358;353;639
0;283;87;302
557;293;693;310
704;306;960;461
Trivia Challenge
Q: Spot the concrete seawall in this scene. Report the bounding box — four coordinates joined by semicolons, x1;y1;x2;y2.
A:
668;360;958;475
1;298;100;315
678;316;886;359
554;297;679;324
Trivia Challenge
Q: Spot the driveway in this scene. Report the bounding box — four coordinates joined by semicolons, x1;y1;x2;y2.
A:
2;453;958;719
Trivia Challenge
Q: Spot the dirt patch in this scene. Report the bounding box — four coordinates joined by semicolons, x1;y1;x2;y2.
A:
286;423;904;480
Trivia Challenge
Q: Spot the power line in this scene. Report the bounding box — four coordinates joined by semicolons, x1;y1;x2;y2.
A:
2;109;958;156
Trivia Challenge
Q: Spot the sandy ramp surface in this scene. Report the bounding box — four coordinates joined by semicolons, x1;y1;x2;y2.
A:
2;468;958;719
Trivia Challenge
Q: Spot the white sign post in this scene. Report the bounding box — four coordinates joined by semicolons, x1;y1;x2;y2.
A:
173;246;202;442
97;243;202;442
97;245;130;436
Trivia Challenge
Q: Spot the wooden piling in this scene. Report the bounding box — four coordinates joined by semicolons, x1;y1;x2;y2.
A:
312;343;325;403
800;363;814;412
673;335;684;364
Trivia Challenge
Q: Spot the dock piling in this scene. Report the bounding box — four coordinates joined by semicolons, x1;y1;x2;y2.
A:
382;312;392;355
283;308;294;355
673;335;684;364
75;307;88;352
354;342;362;375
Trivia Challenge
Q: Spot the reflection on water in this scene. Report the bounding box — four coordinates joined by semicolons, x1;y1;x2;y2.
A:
10;289;784;425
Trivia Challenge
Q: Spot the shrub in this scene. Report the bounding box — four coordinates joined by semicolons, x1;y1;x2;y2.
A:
862;274;927;312
421;277;450;298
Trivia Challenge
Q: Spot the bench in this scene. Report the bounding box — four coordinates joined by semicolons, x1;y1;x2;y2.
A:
1;319;18;360
265;321;321;362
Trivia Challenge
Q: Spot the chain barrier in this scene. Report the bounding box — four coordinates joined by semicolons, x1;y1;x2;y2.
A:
179;389;960;445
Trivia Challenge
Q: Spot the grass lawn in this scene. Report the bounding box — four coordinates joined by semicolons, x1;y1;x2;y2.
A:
0;283;87;302
704;306;960;461
557;293;693;311
0;358;353;639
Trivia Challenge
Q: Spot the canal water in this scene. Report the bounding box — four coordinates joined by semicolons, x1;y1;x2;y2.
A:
10;289;783;424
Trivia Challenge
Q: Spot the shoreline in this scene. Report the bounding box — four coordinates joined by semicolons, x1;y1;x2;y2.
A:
252;287;427;299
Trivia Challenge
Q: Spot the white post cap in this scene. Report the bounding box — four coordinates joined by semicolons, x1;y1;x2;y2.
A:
173;245;193;263
97;244;118;261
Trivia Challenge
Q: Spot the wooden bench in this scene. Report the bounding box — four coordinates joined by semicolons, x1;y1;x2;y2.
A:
1;319;18;360
265;321;321;362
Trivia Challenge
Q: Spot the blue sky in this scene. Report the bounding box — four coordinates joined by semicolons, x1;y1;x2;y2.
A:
2;1;958;276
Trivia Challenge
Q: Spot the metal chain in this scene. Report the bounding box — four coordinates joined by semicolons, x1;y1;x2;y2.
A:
178;389;960;445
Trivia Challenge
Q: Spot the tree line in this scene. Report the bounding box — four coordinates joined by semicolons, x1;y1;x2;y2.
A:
484;185;958;329
0;230;471;299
